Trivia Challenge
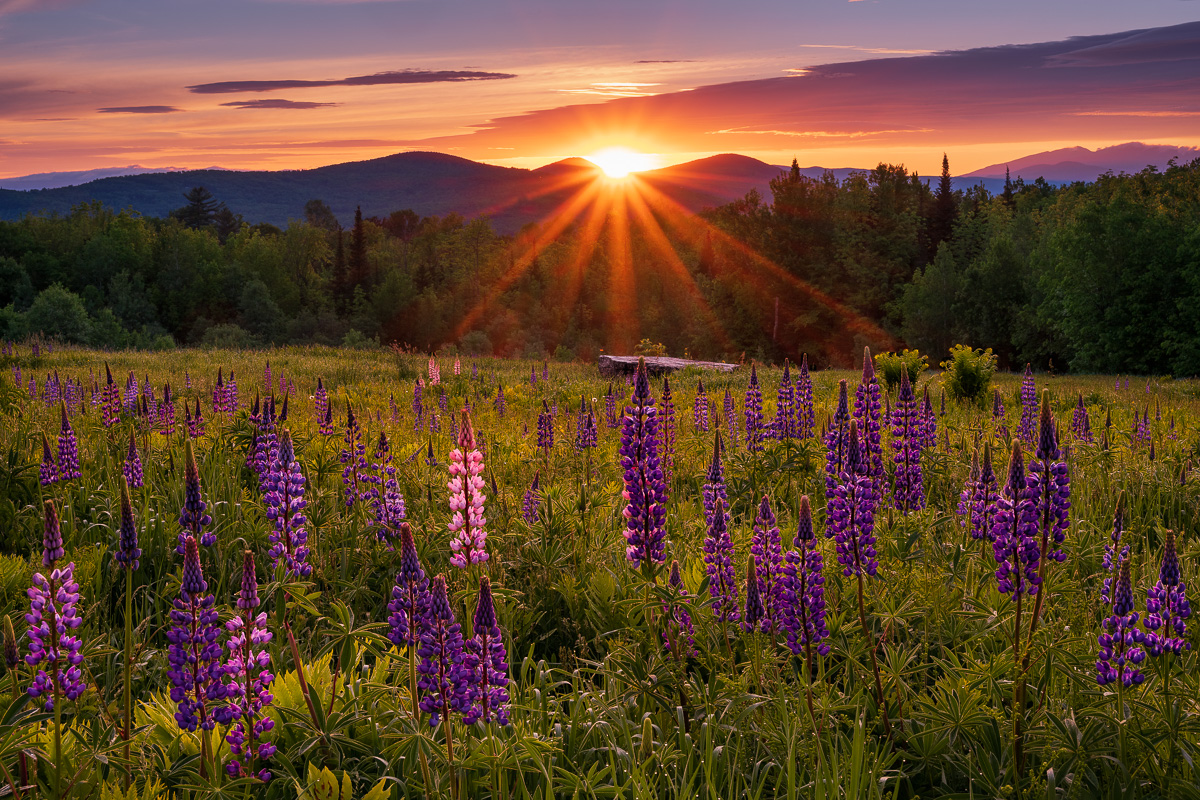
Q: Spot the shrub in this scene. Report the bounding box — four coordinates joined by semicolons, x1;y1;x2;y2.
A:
941;344;998;404
634;338;667;357
200;322;253;349
874;349;928;391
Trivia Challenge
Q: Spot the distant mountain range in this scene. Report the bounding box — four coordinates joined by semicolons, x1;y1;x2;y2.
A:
0;142;1193;232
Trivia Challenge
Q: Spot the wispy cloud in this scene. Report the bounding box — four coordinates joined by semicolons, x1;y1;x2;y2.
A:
220;99;340;109
1071;110;1200;117
558;82;661;98
634;60;696;64
98;106;183;114
187;69;516;94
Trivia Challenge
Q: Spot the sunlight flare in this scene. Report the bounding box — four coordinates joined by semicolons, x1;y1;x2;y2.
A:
584;146;659;179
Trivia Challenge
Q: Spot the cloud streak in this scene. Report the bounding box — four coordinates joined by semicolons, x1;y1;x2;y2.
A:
187;69;517;94
220;99;340;109
98;106;183;114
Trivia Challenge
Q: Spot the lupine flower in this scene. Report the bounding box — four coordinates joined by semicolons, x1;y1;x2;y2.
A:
494;383;506;418
750;495;785;631
120;431;143;489
115;478;141;570
693;379;710;432
890;370;925;513
178;440;215;553
371;434;407;547
744;364;764;452
662;560;697;657
158;383;176;436
521;471;541;525
465;575;510;726
575;396;596;450
388;523;432;649
919;386;937;450
781;496;830;657
212;370;224;414
852;348;883;483
417;576;477;727
265;430;312;578
795;354;814;439
969;442;1000;542
39;432;58;486
702;498;739;623
773;361;794;439
542;361;549;381
1071;394;1093;443
56;402;81;481
226;370;238;415
449;410;489;568
537;401;553;453
166;535;226;732
26;502;85;710
340;402;368;507
1028;392;1070;568
702;432;727;526
315;378;328;426
992;443;1040;601
620;359;668;569
956;448;979;533
1096;558;1146;686
723;387;739;448
824;380;852;500
219;551;276;781
1017;364;1037;445
1146;528;1191;657
742;558;765;632
604;384;618;428
993;389;1009;440
828;420;879;578
658;376;676;483
101;363;121;427
1100;492;1128;606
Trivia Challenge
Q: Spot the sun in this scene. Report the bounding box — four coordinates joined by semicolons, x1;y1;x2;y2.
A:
584;146;658;179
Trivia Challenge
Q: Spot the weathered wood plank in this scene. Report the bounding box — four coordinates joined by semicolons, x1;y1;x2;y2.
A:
597;355;739;377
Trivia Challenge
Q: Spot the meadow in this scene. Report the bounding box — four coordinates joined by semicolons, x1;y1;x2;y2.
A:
0;343;1196;799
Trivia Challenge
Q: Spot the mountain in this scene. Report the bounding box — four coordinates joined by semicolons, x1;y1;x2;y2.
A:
0;151;792;233
0;165;221;191
965;142;1200;183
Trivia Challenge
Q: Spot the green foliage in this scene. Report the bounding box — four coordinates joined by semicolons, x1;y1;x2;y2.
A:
940;344;998;403
25;283;92;344
873;348;927;390
634;338;667;357
200;322;253;349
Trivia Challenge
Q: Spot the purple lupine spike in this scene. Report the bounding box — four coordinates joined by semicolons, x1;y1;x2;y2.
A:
388;523;432;649
1100;492;1128;606
1071;393;1093;443
773;361;794;440
919;386;937;450
702;432;727;526
521;471;541;525
219;551;276;781
956;448;979;534
213;369;224;414
190;397;206;438
620;358;668;570
417;575;478;728
115;478;141;570
781;495;830;658
39;432;58;486
890;370;925;513
1017;364;1037;445
993;388;1009;440
265;430;312;578
1145;528;1191;657
828;419;879;578
264;361;272;394
744;364;764;452
123;431;143;489
226;370;238;415
494;382;506;418
56;402;81;481
101;362;121;427
662;560;697;657
658;376;676;484
158;383;176;436
340;401;368;506
723;387;739;449
992;443;1040;600
178;440;215;553
604;384;618;428
824;379;852;501
795;354;814;439
166;535;226;732
1097;558;1146;686
750;495;785;631
371;432;406;547
969;442;1000;542
537;401;553;453
702;497;739;623
693;378;710;433
852;347;883;484
26;502;86;711
575;396;594;450
1029;392;1071;568
742;558;765;632
449;410;489;568
465;575;510;726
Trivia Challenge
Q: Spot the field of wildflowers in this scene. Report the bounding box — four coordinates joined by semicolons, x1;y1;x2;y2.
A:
0;343;1196;799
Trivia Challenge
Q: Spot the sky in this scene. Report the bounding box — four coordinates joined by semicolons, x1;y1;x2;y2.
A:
1;0;1199;179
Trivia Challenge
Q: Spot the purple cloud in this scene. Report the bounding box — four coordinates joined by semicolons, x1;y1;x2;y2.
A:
187;69;516;94
98;106;183;114
220;99;339;109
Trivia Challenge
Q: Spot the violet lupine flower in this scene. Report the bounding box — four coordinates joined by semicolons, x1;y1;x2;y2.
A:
494;383;506;418
582;407;598;449
824;379;852;501
56;402;81;481
574;396;592;451
388;523;432;650
1017;365;1037;445
890;370;925;513
121;431;143;489
1100;492;1128;607
537;401;553;454
142;374;154;407
693;379;710;432
827;420;879;578
852;348;883;484
604;384;618;429
1071;394;1093;443
465;575;510;726
340;402;368;507
773;361;794;440
449;410;490;568
992;389;1009;440
315;378;328;426
744;365;764;452
702;497;739;623
438;390;449;415
1145;528;1191;657
265;430;312;578
370;433;407;546
213;369;224;415
220;551;276;781
115;478;141;570
189;398;206;439
662;560;697;657
101;363;121;427
781;496;831;657
226;371;238;415
166;535;226;732
919;387;937;450
39;432;58;486
417;575;478;728
1096;558;1146;687
751;495;785;631
795;354;814;439
26;502;86;710
702;432;728;526
521;471;541;525
742;558;765;633
968;443;1000;542
658;376;676;484
723;387;739;449
158;383;176;436
27;376;36;400
956;448;979;533
542;361;549;381
991;443;1040;601
264;361;272;394
620;359;669;570
1028;393;1071;568
178;440;215;553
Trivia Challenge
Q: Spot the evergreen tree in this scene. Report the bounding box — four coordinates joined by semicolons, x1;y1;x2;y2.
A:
171;187;221;230
349;206;368;291
926;154;958;248
1002;166;1014;207
331;226;350;315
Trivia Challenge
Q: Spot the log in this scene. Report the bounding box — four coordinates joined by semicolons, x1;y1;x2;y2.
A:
597;355;739;378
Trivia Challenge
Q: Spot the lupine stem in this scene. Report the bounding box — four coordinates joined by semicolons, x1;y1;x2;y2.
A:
280;605;320;730
409;650;434;794
53;686;62;800
123;566;133;789
855;570;892;740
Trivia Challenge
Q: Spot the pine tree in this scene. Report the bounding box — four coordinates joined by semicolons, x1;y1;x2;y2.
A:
172;187;221;230
349;206;368;291
927;154;958;247
332;226;350;315
1002;166;1014;206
